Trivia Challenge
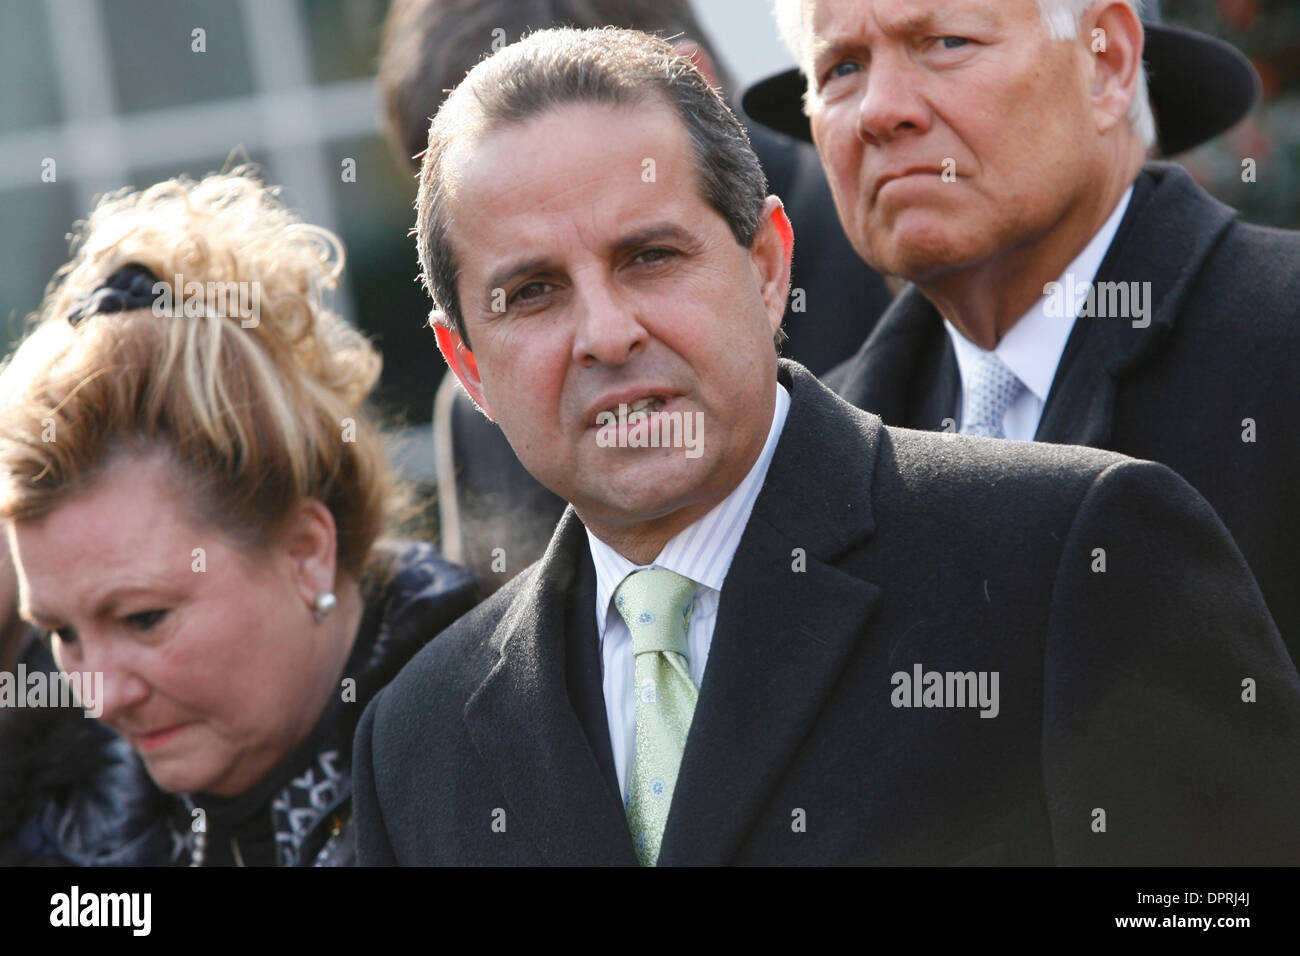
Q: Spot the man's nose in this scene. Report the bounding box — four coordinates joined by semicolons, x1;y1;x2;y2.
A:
570;274;648;367
856;54;932;144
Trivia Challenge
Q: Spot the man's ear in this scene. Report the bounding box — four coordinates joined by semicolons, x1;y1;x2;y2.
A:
1084;1;1144;137
430;309;494;420
750;195;795;336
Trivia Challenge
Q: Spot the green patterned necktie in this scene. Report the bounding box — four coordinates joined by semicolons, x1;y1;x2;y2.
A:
614;567;699;866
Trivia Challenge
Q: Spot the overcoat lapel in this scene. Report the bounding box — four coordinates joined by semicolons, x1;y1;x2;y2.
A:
658;364;884;865
462;510;639;866
1035;163;1238;446
832;285;941;424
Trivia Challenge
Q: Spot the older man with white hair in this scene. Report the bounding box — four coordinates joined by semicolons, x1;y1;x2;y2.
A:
745;0;1300;669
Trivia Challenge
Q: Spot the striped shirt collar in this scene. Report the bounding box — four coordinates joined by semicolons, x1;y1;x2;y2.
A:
586;382;791;636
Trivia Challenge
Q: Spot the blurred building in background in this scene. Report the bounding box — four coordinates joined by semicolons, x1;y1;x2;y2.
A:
1;0;1296;483
0;0;434;472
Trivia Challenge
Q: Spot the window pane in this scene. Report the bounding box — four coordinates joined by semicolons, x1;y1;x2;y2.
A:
105;0;254;114
0;1;61;132
0;184;78;358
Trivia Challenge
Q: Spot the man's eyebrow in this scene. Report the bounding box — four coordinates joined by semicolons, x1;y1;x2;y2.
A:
807;28;876;75
486;258;552;299
807;33;852;70
809;6;999;66
482;225;697;298
609;224;698;257
914;6;1000;31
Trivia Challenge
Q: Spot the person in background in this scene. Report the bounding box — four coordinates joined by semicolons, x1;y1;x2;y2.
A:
745;0;1300;668
0;170;476;866
379;0;895;594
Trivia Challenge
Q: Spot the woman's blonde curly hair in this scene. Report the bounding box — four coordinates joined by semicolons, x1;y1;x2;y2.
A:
0;168;395;579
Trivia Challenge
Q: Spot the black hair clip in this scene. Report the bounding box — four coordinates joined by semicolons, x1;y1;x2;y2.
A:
66;262;163;327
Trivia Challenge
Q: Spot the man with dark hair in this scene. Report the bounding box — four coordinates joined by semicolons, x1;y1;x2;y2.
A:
746;0;1300;668
379;0;893;592
353;27;1300;866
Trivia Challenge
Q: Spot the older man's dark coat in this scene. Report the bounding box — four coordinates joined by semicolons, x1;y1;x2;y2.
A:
827;162;1300;669
354;361;1300;866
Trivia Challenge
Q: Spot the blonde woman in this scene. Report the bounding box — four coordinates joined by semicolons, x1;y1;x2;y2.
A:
0;170;475;866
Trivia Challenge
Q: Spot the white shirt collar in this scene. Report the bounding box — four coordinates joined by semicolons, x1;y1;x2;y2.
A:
586;382;791;636
945;184;1134;403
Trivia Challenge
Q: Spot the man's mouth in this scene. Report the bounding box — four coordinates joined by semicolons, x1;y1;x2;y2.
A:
873;167;947;201
588;392;672;427
622;396;665;415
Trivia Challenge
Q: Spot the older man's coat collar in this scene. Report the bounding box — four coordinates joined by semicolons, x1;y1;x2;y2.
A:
832;162;1239;447
462;361;883;865
1034;162;1237;446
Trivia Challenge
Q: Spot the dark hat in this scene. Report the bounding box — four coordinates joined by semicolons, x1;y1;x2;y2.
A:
741;0;1260;157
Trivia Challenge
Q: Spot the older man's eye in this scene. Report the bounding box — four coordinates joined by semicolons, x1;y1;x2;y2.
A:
125;609;167;631
826;60;861;82
50;626;79;646
939;37;969;50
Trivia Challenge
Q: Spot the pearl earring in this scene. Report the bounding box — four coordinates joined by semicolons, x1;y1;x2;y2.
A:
313;591;336;622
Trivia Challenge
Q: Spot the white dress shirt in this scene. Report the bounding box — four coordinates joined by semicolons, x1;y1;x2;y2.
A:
945;186;1134;441
585;382;792;800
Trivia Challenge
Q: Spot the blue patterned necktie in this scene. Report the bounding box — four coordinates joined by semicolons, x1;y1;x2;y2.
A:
962;352;1026;439
613;567;699;866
